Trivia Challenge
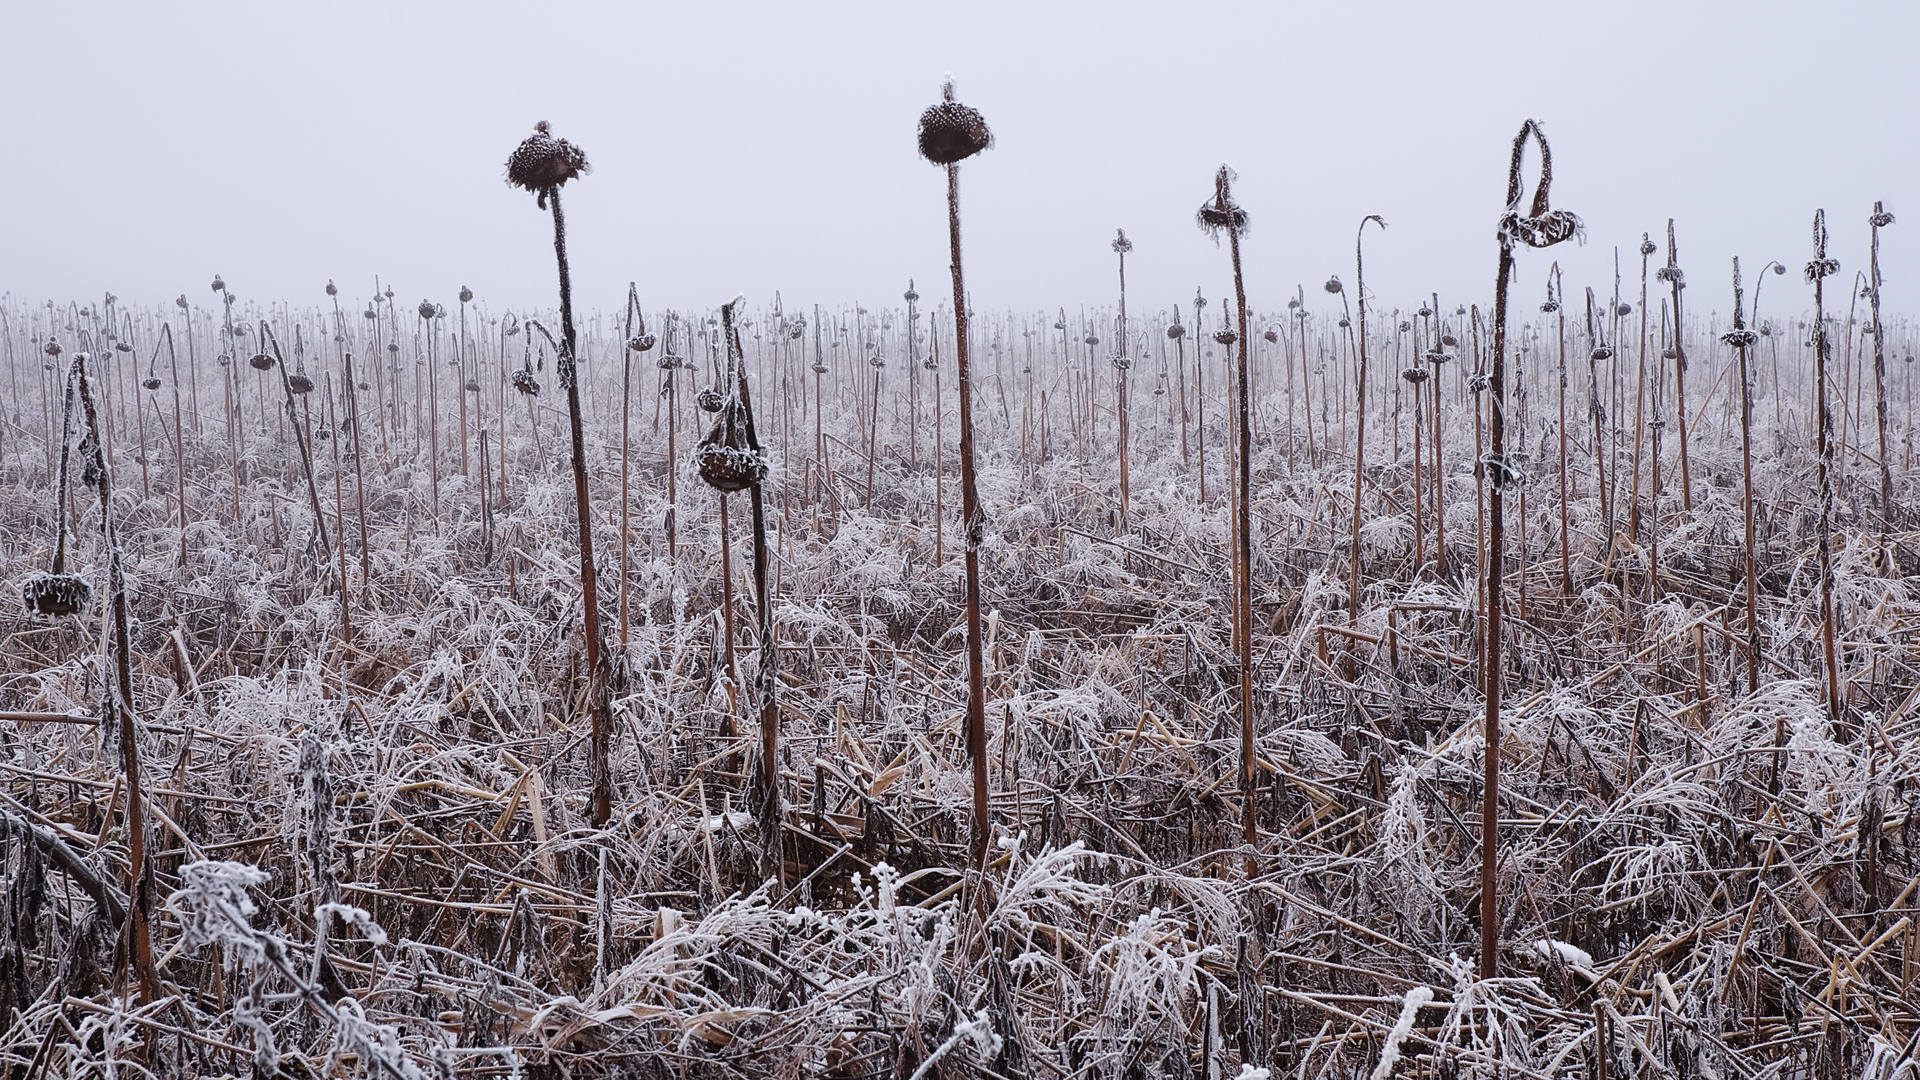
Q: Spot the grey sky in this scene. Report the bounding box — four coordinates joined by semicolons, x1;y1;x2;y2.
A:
5;0;1915;326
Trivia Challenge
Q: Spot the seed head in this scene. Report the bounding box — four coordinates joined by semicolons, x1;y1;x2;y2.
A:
1112;229;1132;255
1590;345;1614;361
1195;166;1248;238
506;121;590;207
1639;238;1657;257
459;286;474;303
249;353;275;371
1870;205;1896;229
419;300;438;321
511;369;540;396
1263;328;1278;343
288;374;315;394
176;295;189;312
1324;277;1343;295
1721;329;1757;349
1616;302;1633;316
20;572;90;620
1213;328;1238;345
212;275;225;292
143;376;162;390
917;80;992;165
1402;368;1429;384
1167;322;1185;340
44;339;60;358
629;334;656;352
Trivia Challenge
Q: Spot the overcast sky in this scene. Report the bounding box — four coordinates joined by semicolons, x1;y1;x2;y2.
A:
4;1;1915;327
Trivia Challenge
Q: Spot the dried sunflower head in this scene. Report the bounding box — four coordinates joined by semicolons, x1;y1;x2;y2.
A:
21;572;90;620
511;369;540;396
917;81;992;165
506;121;590;208
288;374;315;394
1195;166;1248;238
249;353;275;372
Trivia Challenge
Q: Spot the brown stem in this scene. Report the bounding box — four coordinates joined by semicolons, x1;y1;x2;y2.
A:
945;162;992;868
549;187;614;827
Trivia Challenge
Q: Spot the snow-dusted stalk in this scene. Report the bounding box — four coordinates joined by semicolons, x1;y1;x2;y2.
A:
1113;228;1133;531
1724;259;1762;695
1197;166;1257;848
1867;202;1895;535
719;299;783;862
506;121;614;826
1348;217;1385;657
919;79;994;865
262;324;331;565
1549;264;1572;597
1806;210;1843;730
72;354;158;1002
1484;119;1580;978
1660;220;1692;515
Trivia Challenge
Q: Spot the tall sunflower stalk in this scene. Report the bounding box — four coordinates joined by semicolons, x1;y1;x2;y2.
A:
1806;210;1844;730
918;79;995;867
1484;120;1581;978
506;121;615;827
1196;166;1257;849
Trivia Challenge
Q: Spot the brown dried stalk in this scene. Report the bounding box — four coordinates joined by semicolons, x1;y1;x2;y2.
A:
1806;209;1843;731
1867;202;1896;535
506;120;614;826
1659;221;1693;515
1197;165;1256;848
1346;216;1385;667
1485;119;1580;978
919;79;994;866
1723;259;1761;696
71;354;158;1002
